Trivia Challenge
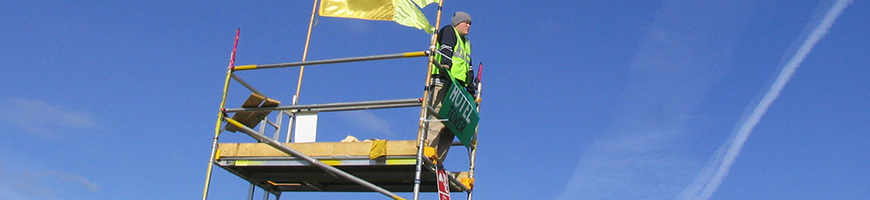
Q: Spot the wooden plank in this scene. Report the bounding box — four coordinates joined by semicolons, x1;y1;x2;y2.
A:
242;97;281;131
218;140;418;157
262;98;280;107
242;93;268;107
226;93;271;132
236;93;269;127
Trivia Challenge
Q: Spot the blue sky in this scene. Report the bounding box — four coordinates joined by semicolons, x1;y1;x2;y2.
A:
1;0;867;199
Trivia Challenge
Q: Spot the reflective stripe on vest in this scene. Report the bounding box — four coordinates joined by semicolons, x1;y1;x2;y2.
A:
432;27;471;84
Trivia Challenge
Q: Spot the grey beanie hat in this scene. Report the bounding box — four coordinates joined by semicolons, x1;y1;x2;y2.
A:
451;11;471;27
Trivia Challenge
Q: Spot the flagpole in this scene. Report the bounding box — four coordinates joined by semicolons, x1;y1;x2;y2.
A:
414;0;445;199
287;0;319;142
417;0;445;148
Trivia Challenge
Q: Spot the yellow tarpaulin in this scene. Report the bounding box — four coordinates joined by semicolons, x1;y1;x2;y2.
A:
319;0;439;33
369;140;388;159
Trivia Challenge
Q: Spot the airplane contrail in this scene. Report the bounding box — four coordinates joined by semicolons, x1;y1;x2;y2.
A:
677;0;853;199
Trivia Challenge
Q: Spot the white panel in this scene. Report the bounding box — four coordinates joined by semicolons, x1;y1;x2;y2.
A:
293;112;318;143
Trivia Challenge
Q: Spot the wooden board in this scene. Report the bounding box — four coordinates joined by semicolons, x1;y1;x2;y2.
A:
215;140;473;193
218;140;418;157
226;93;281;132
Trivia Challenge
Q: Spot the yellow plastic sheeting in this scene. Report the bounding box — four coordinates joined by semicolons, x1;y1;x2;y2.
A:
319;0;437;33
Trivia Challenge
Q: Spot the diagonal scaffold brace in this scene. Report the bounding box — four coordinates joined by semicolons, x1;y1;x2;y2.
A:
224;117;408;200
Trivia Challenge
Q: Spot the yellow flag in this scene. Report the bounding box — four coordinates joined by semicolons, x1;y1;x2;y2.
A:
319;0;439;33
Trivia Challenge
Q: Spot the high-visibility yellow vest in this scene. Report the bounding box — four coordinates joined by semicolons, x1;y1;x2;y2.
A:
432;27;471;85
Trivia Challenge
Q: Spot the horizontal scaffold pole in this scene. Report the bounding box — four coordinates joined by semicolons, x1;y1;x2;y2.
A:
224;98;422;113
223;117;407;200
234;51;428;71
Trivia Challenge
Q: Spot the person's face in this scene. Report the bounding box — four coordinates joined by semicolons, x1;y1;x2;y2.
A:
456;21;470;36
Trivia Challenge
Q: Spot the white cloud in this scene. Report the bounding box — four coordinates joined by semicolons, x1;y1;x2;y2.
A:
338;110;396;138
676;1;853;199
0;98;98;138
556;131;698;199
557;1;749;199
43;170;101;192
0;166;100;199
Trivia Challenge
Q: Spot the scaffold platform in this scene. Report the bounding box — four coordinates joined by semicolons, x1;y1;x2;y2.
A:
215;141;469;194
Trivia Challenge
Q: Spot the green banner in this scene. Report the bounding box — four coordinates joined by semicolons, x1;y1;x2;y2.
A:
438;75;479;147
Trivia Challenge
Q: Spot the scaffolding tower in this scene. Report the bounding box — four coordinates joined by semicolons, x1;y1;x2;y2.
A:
200;4;481;199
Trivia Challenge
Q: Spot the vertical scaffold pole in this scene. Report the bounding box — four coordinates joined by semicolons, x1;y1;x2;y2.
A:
414;1;445;200
202;28;240;200
286;0;320;143
467;62;483;200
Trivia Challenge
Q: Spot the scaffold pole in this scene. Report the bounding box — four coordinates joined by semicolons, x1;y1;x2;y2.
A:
202;28;239;200
285;0;321;144
232;51;428;71
414;0;446;199
223;98;422;113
